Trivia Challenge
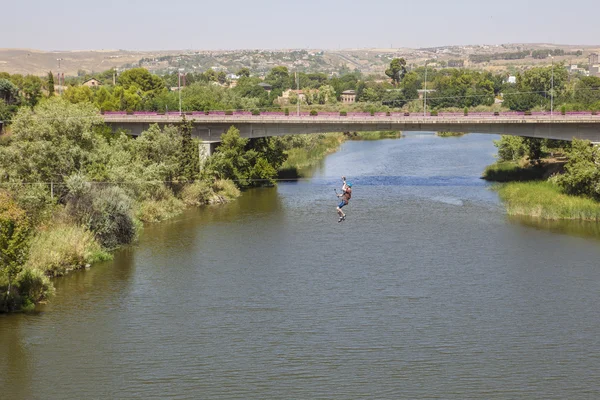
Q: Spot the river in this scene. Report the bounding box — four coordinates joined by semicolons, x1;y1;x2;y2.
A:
2;133;600;399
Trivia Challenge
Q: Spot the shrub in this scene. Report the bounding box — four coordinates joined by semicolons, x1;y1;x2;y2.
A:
386;111;391;116
370;110;375;116
212;179;241;202
136;196;185;223
404;112;410;116
340;111;347;116
26;224;110;277
204;110;209;115
561;105;566;115
225;110;233;115
524;111;532;116
310;110;318;116
430;111;438;116
284;108;289;116
252;109;260;116
494;111;500;116
88;187;136;249
464;107;469;116
15;268;55;305
181;181;215;206
126;110;134;115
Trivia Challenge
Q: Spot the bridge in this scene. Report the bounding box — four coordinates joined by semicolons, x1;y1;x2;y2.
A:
102;111;600;155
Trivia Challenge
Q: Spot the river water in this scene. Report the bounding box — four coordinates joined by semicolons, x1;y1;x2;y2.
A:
2;133;600;399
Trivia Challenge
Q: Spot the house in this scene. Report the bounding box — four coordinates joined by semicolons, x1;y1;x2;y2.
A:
277;89;306;105
341;90;356;104
82;78;102;87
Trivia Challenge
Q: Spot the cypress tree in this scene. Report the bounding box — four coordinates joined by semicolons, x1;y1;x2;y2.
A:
47;71;55;97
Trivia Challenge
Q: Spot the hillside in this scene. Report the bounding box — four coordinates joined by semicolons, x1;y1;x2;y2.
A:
1;43;598;77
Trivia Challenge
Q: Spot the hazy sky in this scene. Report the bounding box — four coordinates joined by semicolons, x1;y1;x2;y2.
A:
3;0;599;50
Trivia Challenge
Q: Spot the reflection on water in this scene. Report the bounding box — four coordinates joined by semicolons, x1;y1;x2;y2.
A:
509;214;600;240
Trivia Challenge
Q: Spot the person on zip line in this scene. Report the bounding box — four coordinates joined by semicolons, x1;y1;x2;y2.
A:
336;176;352;222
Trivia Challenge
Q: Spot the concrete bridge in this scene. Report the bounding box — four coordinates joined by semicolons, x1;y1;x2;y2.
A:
102;111;600;155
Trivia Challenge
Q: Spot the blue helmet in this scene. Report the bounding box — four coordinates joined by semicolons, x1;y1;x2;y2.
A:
347;182;352;188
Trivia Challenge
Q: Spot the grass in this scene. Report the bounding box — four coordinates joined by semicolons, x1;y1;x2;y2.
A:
26;224;112;277
496;181;600;221
135;196;185;223
279;133;345;178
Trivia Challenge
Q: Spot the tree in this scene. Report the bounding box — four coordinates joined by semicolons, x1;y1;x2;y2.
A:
0;79;19;105
177;116;200;182
265;66;291;91
0;98;103;186
385;58;407;87
494;135;526;162
47;71;55;97
0;190;30;309
117;68;165;93
556;139;600;199
237;68;251;78
22;75;43;107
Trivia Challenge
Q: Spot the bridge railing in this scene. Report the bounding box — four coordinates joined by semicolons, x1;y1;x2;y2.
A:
101;111;600;119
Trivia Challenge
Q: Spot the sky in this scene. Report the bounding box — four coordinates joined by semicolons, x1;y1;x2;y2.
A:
2;0;599;50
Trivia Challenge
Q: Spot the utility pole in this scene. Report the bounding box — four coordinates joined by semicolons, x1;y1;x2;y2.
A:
178;68;184;114
56;58;63;95
423;61;428;116
296;71;300;116
551;55;554;116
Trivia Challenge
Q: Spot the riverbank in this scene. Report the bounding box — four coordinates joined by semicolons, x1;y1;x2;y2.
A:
484;156;600;221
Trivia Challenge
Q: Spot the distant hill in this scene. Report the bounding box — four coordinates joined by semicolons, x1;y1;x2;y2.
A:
1;44;598;77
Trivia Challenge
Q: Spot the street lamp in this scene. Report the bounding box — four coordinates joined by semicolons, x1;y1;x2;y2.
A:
178;68;184;114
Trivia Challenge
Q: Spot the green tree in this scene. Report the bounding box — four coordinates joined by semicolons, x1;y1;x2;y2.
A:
385;58;407;87
177;116;200;182
117;68;165;92
556;139;600;199
0;79;19;104
237;68;250;78
265;66;291;91
22;75;43;107
494;135;526;162
0;191;30;309
47;71;55;97
0;98;103;186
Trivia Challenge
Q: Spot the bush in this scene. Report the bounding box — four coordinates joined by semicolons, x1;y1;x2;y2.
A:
252;109;260;116
284;108;289;116
386;111;391;116
340;111;347;116
212;179;241;202
15;268;55;305
370;110;375;116
225;110;233;115
136;196;185;223
430;111;438;116
88;187;136;249
464;107;469;116
26;224;110;277
204;110;209;115
404;112;410;116
310;110;318;116
181;181;215;206
126;110;134;115
494;111;500;116
561;105;566;115
524;111;532;116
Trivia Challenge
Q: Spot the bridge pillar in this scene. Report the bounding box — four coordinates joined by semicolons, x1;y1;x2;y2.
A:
199;141;219;166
